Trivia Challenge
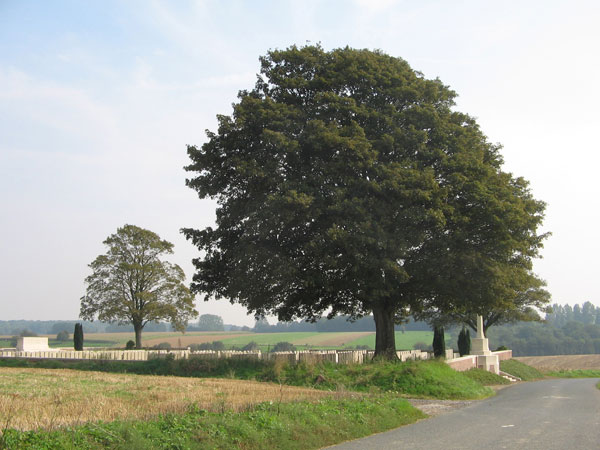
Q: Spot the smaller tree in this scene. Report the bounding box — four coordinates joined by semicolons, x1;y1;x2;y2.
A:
74;323;84;351
56;330;69;341
457;327;471;356
271;342;296;352
80;225;198;348
197;314;224;331
242;341;259;351
432;326;445;358
125;340;135;350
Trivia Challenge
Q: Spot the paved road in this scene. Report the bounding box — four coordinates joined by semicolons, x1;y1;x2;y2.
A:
328;378;600;449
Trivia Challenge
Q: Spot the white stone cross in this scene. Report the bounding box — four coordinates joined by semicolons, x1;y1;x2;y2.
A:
476;315;485;339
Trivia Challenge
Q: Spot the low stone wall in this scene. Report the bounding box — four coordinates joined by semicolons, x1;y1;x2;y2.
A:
446;355;477;372
446;350;511;373
494;349;512;361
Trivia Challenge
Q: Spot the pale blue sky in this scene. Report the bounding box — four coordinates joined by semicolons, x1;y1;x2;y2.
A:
1;0;599;325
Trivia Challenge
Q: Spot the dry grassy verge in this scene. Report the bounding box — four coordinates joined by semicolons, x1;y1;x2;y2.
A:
0;368;335;431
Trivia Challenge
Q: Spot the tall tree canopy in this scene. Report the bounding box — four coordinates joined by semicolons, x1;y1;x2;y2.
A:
183;45;547;358
80;225;198;348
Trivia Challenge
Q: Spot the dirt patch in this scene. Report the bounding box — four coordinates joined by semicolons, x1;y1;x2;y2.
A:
293;332;375;346
515;355;600;371
407;399;475;417
143;334;255;347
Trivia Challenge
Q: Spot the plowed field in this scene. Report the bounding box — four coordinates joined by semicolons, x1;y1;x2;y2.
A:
515;355;600;371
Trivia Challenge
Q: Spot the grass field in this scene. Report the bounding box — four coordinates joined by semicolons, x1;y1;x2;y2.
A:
1;330;443;352
0;367;335;431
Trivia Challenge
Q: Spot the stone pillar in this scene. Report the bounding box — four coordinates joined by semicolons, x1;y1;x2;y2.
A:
470;315;499;374
470;315;491;356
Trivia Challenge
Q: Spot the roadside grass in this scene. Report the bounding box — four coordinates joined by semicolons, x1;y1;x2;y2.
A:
545;369;600;378
0;357;494;400
0;367;333;431
500;359;544;381
1;394;425;450
461;368;510;386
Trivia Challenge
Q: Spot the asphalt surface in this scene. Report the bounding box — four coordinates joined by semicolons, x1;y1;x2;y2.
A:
327;378;600;450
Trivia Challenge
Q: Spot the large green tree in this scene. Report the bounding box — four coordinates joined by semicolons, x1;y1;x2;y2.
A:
80;225;198;348
197;313;224;331
183;45;547;359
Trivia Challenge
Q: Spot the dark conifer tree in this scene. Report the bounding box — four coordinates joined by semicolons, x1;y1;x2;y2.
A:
74;323;84;351
432;326;446;358
458;326;471;356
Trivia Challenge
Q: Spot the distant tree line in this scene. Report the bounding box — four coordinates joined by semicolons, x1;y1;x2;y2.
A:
480;302;600;356
0;320;171;336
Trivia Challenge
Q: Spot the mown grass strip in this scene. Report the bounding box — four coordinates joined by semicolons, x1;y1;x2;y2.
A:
0;395;425;450
545;369;600;378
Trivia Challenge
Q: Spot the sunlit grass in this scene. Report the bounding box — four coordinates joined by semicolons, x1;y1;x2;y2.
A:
0;367;335;431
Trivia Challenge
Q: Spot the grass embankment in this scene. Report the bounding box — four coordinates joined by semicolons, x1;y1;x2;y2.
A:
500;359;544;380
0;358;493;400
545;369;600;378
1;395;425;450
462;368;510;386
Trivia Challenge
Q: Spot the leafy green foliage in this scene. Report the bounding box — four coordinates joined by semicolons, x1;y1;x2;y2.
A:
183;44;548;359
242;341;259;351
271;342;296;352
56;330;69;341
125;340;135;350
80;225;198;348
152;342;172;350
488;319;600;356
500;359;544;380
189;341;226;351
195;314;224;331
0;395;424;450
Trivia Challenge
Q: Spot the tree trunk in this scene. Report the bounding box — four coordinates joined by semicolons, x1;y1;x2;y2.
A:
372;303;398;360
134;323;143;349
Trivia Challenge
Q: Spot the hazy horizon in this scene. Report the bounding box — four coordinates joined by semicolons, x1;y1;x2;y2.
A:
2;1;600;326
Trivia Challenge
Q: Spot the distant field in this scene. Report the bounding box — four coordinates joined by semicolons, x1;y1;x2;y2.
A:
348;331;439;351
220;331;437;351
1;331;441;351
515;355;600;371
0;367;334;431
